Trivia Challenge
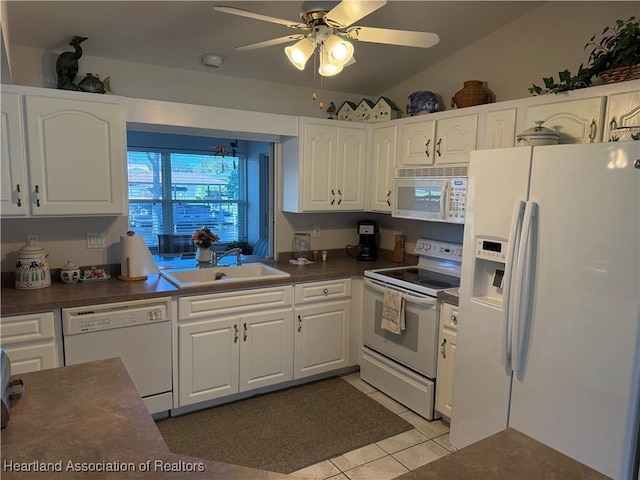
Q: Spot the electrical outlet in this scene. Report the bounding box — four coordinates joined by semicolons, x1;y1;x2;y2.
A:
26;234;39;243
313;226;321;238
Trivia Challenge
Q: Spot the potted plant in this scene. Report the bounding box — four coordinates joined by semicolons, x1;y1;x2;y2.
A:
585;16;640;83
529;16;640;94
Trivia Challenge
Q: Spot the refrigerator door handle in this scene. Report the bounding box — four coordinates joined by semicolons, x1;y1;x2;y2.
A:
501;200;526;368
511;201;537;373
440;179;450;220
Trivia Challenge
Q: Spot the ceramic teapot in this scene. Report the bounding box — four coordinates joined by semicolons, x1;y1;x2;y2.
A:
15;242;51;290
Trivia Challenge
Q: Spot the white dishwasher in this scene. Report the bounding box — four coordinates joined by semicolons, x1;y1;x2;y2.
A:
62;297;172;415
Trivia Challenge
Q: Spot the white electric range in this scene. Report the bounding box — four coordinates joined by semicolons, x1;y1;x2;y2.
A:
361;239;462;420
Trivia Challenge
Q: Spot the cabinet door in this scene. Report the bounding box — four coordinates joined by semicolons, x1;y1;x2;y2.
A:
525;96;605;144
24;95;125;215
335;127;366;211
434;114;478;164
481;108;516;149
604;91;640;138
435;328;457;418
435;302;458;418
398;119;436;167
1;342;60;374
1;92;28;216
302;123;336;211
370;125;397;212
294;300;351;379
178;316;240;406
239;308;293;392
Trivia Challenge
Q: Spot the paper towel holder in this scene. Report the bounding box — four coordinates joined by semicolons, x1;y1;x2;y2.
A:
118;231;149;282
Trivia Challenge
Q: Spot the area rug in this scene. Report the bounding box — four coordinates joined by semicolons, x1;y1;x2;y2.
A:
156;376;413;473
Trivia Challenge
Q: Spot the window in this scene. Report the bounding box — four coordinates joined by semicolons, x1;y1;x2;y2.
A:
127;132;271;254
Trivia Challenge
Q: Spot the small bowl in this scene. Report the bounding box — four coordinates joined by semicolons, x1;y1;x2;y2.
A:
608;126;640;142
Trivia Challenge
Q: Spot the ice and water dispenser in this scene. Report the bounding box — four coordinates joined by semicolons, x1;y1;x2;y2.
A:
470;237;508;307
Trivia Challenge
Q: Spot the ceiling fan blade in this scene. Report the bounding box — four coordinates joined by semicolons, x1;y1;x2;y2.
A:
235;35;305;51
214;6;308;30
325;0;386;28
348;26;439;48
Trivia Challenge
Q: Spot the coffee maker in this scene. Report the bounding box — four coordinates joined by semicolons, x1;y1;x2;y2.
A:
356;220;378;261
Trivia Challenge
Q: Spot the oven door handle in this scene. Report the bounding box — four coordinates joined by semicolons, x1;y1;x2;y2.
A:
364;278;437;306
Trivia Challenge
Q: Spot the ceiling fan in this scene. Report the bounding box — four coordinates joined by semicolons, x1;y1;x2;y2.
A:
214;0;439;76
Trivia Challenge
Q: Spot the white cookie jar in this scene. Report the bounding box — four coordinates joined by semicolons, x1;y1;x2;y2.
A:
15;242;51;290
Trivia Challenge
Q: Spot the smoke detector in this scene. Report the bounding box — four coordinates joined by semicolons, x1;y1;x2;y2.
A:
200;53;225;68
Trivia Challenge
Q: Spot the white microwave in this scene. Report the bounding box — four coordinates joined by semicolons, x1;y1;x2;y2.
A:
392;165;468;223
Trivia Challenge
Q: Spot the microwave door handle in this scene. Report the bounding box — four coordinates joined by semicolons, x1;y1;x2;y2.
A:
440;179;450;220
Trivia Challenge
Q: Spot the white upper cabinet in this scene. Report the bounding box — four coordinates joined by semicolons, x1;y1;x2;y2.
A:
24;94;125;215
478;108;517;149
398;114;477;166
282;119;367;212
398;118;436;166
1;92;28;216
369;125;397;213
0;85;126;217
524;96;605;143
604;90;640;138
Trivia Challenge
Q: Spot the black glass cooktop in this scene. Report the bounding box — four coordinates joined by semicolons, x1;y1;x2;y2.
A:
380;267;460;290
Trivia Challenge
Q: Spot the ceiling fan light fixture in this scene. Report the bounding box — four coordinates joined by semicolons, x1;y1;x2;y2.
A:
324;34;354;66
285;37;315;70
318;45;343;76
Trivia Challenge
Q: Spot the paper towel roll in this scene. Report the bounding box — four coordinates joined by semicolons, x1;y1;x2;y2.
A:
120;234;160;279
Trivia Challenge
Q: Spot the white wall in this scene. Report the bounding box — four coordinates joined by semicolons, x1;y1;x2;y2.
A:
7;44;368;119
383;2;639;112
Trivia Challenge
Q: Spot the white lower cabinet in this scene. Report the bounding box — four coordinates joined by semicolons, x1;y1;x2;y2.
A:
435;302;458;419
0;311;63;374
294;279;351;379
177;286;293;407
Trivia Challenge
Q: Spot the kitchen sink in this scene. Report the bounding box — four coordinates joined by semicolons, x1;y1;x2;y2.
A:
160;263;290;289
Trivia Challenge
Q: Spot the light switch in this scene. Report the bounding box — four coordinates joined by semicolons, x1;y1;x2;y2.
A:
87;232;106;249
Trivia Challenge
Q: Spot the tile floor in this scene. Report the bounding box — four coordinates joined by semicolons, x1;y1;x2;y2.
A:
291;373;452;480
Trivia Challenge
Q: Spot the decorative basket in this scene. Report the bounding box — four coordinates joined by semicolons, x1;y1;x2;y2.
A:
451;80;491;109
599;65;640;84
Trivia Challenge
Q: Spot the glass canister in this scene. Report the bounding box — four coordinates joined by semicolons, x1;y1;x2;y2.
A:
15;242;51;290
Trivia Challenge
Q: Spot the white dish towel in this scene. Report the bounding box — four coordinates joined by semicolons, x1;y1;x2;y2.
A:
381;287;405;335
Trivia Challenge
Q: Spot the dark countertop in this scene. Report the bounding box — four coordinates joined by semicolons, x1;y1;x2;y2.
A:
1;250;410;315
1;358;291;479
397;428;609;480
437;288;459;306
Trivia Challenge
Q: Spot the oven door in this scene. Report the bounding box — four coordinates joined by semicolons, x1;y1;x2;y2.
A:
363;278;439;378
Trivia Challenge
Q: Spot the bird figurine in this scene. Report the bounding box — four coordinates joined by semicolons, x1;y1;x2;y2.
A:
56;36;88;91
326;102;337;120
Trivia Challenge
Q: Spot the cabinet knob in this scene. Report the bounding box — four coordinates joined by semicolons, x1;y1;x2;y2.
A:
440;338;447;358
337;189;342;205
234;324;239;343
323;288;329;295
297;314;302;332
16;184;22;207
35;185;41;207
386;190;391;207
243;322;248;341
436;138;442;157
425;138;431;157
331;189;335;205
451;314;457;324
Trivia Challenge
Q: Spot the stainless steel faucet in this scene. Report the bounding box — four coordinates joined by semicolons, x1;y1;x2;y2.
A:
212;248;243;266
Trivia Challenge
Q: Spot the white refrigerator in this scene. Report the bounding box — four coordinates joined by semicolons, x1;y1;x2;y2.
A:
450;143;640;479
